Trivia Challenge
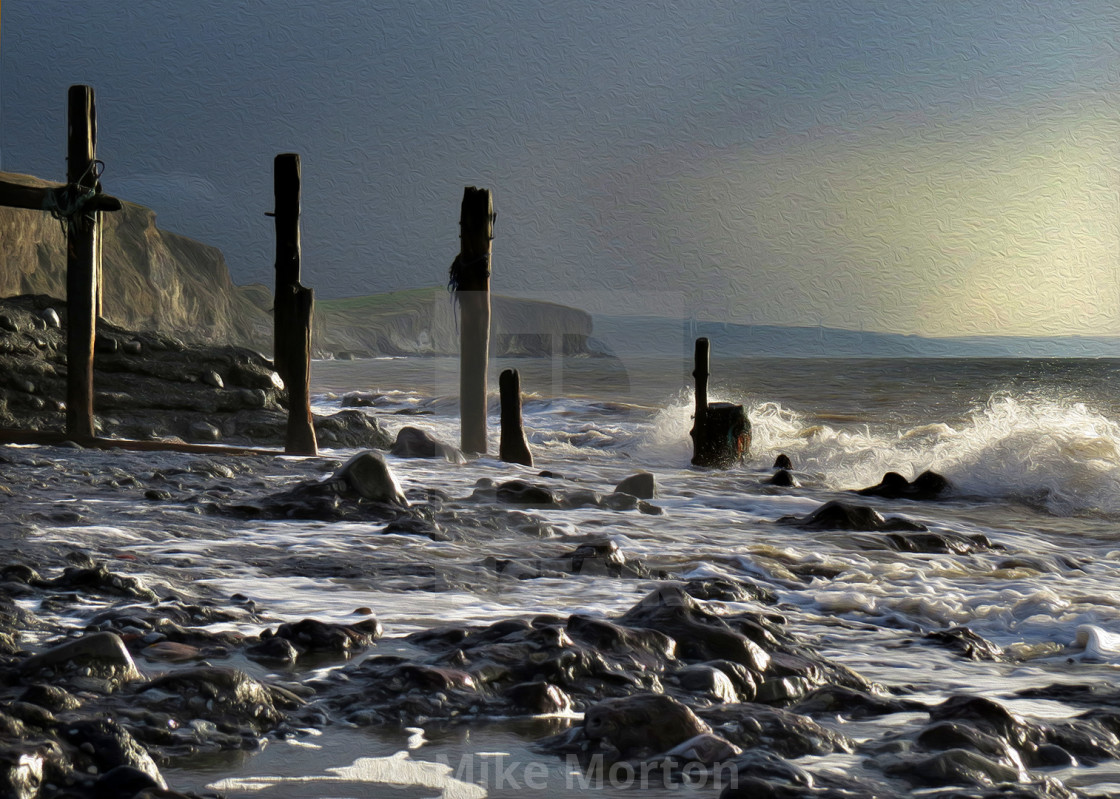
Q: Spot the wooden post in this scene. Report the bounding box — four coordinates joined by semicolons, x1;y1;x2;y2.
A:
271;154;318;456
689;337;751;467
453;187;493;455
499;368;533;466
65;85;98;440
284;285;318;455
273;153;301;387
691;337;710;449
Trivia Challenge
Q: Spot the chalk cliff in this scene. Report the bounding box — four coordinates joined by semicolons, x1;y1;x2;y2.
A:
0;171;599;358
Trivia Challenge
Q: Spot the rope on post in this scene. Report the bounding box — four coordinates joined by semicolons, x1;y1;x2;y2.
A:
42;159;105;237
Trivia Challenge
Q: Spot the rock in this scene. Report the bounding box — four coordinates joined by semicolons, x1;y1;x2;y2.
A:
773;454;793;470
188;421;222;442
883;530;995;555
924;627;1006;661
495;480;557;507
660;732;742;764
615;472;656;499
201;370;224;388
507;681;571;714
40;308;60;329
619;586;771;672
390;426;463;462
699;704;855;758
583;693;712;758
683;577;777;605
314;410;393;449
333;451;406;505
779;500;926;532
60;719;166;789
857;470;951;501
19;631;144;688
765;469;799;487
136;666;294;734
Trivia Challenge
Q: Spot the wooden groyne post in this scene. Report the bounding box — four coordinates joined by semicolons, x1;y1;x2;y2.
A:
451;187;494;455
272;153;317;456
65;85;101;439
689;337;750;467
499;368;533;466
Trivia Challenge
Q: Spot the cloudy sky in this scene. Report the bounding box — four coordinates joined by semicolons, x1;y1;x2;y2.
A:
4;1;1119;336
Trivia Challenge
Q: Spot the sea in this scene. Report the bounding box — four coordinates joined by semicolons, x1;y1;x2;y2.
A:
156;353;1120;797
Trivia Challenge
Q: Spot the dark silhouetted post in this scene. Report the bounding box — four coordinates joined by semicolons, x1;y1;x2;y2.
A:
452;187;493;455
272;153;318;455
689;337;751;467
285;285;318;455
499;368;533;466
66;85;98;440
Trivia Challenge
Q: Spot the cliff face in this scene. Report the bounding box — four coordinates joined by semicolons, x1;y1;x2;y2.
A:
0;172;269;347
313;288;597;358
0;171;598;357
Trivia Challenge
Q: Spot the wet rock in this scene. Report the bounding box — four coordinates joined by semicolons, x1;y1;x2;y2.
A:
884;530;996;555
773;454;793;470
256;617;382;659
925;627;1006;661
881;748;1021;788
671;664;739;702
60;719;166;789
19;632;144;690
765;469;799;487
19;684;81;712
507;681;572;714
135;666;295;735
390;426;464;462
583;693;712;758
333;450;407;505
188;420;222;441
94;764;163;799
313;409;393;449
495;480;557;507
38;563;157;601
779;500;926;532
698;703;855;758
858;469;951;501
790;684;927;719
0;742;51;799
615;472;656;499
683;576;777;605
619;586;771;672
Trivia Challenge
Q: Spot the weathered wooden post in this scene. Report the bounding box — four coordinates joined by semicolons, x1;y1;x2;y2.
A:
450;186;494;455
689;337;751;467
65;85;99;440
271;153;317;455
499;368;533;466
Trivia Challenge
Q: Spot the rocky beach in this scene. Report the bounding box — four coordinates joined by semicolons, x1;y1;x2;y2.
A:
5;342;1120;797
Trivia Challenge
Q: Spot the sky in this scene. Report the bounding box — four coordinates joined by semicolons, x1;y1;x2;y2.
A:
3;1;1120;337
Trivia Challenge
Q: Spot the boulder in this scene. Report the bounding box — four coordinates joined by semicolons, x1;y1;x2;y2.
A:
334;451;407;505
390;426;464;462
857;470;951;501
583;693;712;758
779;501;926;532
614;472;656;499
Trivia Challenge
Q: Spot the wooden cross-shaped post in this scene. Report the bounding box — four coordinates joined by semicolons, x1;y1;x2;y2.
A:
0;85;121;441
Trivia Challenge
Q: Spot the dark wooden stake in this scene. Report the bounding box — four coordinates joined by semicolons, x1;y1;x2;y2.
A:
65;85;98;439
499;368;533;466
689;337;751;467
692;337;710;449
271;153;317;456
273;153;301;386
454;187;494;455
284;285;318;455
